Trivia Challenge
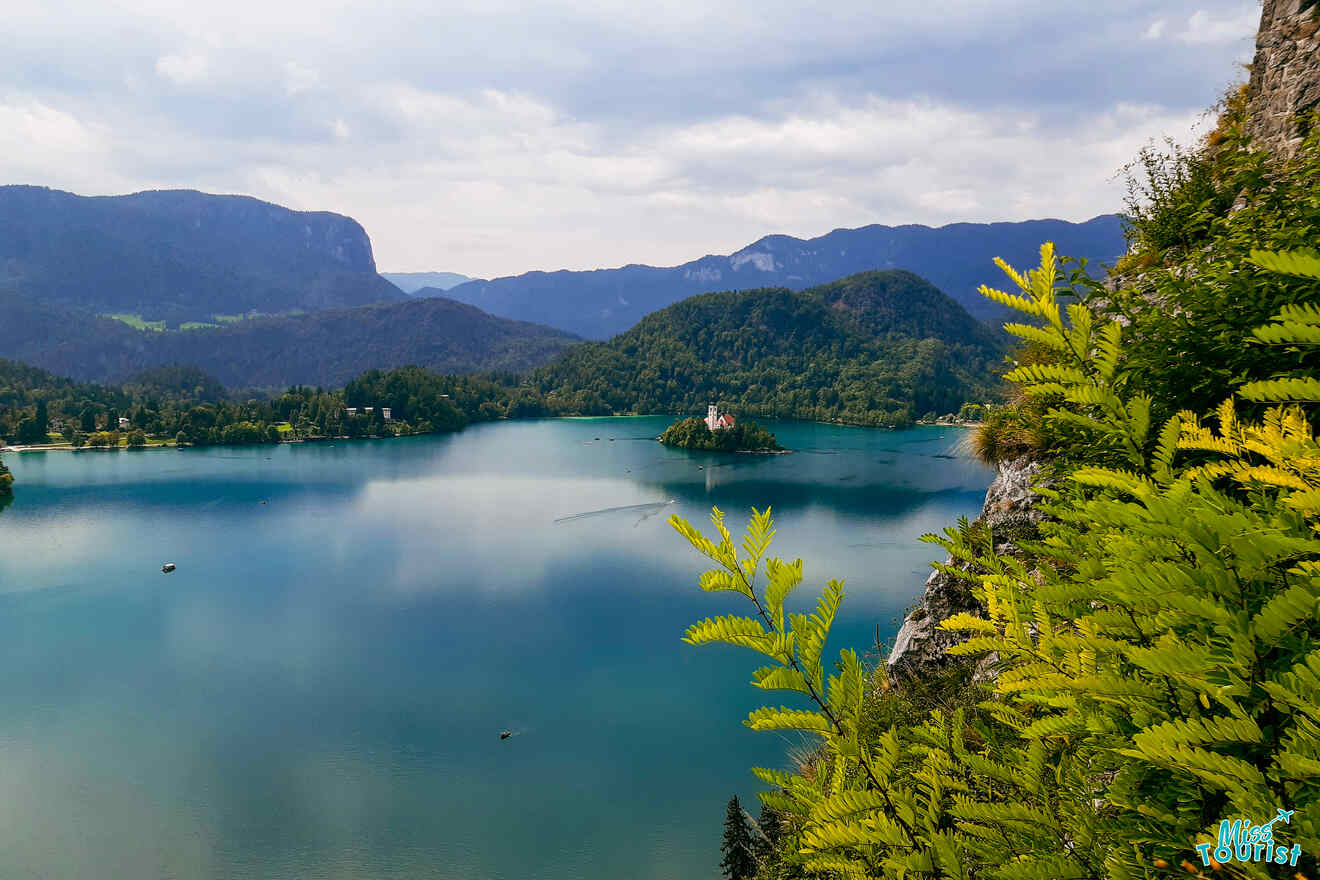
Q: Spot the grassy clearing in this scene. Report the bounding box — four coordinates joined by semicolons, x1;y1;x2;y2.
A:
103;313;166;331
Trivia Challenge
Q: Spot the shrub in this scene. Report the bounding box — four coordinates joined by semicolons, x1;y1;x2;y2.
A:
671;245;1320;878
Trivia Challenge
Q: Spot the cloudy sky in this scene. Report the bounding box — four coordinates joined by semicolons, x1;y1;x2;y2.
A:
2;1;1260;277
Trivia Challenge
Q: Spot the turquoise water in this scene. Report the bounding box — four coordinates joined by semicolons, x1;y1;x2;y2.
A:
0;417;990;879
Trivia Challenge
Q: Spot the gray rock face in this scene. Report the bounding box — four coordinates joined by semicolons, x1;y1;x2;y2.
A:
1247;0;1320;159
886;456;1047;678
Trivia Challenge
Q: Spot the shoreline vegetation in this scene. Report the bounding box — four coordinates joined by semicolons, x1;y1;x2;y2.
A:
1;367;979;457
658;417;785;453
5;411;961;456
0;414;968;457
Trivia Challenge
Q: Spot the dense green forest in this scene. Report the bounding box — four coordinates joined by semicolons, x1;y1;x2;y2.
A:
658;417;783;452
675;94;1320;879
526;270;1006;427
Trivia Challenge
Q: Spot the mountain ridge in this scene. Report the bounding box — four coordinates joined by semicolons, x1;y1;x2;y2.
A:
382;272;473;293
444;214;1126;338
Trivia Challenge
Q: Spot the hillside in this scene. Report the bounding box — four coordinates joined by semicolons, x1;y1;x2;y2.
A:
0;186;406;324
525;270;1005;426
0;289;579;388
445;215;1125;338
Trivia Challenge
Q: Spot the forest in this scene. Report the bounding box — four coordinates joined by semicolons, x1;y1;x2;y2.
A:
0;265;1009;461
686;90;1320;879
658;417;783;452
526;270;1006;428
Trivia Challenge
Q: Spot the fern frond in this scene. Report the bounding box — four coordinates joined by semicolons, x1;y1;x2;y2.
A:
683;614;768;651
745;706;833;734
1250;247;1320;280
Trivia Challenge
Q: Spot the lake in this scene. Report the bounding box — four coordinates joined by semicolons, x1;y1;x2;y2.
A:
0;417;991;879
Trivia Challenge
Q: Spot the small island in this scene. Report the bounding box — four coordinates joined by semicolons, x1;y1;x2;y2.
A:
659;406;784;453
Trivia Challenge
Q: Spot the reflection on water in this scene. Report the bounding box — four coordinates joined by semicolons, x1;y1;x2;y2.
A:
553;499;677;523
0;418;990;879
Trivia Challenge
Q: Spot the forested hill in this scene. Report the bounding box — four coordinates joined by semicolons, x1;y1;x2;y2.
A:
0;186;405;323
0;289;579;389
525;269;1006;427
445;215;1125;338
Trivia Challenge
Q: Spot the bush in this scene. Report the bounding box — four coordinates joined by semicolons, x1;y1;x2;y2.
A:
1109;117;1320;420
671;246;1320;878
970;406;1039;464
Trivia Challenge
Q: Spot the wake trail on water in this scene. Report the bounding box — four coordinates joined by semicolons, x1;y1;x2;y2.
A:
553;500;677;524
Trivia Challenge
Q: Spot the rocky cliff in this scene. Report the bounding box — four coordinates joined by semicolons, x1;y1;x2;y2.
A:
1246;0;1320;158
887;456;1049;677
0;186;406;324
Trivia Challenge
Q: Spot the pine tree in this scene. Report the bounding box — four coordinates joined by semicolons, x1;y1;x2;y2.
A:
754;804;781;864
720;795;756;880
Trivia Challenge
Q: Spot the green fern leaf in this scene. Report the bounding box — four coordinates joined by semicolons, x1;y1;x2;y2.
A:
1250;247;1320;280
745;706;833;734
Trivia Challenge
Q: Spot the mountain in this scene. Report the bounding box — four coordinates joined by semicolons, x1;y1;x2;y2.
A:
443;215;1126;338
0;186;407;324
381;272;474;293
0;288;578;389
524;270;1006;427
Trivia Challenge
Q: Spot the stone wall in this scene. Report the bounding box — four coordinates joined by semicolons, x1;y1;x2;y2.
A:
1246;0;1320;158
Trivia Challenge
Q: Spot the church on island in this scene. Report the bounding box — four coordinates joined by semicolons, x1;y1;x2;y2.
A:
705;405;735;432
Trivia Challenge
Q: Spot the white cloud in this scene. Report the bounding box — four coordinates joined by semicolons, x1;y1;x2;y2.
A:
0;96;122;194
282;60;322;95
154;52;210;86
0;0;1261;276
1177;7;1258;45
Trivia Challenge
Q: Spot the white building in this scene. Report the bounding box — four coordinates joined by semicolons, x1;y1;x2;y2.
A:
704;405;735;431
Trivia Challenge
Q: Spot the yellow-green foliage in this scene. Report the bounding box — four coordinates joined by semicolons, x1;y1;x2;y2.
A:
675;245;1320;878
